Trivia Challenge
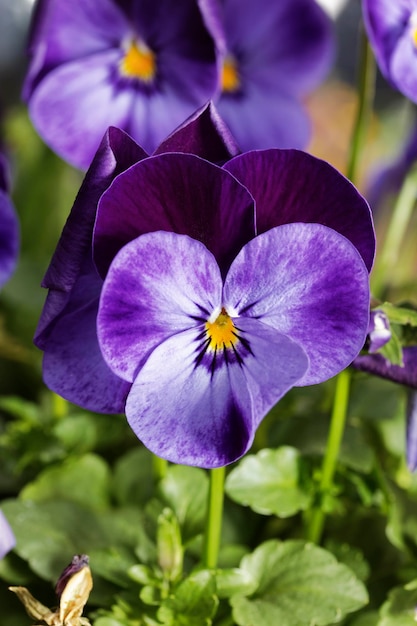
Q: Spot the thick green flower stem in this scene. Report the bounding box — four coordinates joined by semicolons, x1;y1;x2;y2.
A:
306;369;352;544
203;466;226;569
152;454;168;481
371;163;417;298
346;28;376;184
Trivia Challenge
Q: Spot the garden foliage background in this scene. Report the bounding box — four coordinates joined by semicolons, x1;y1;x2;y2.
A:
1;0;417;625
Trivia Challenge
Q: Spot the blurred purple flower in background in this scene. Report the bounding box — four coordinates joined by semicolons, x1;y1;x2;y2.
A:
22;0;218;169
205;0;334;151
362;0;417;102
0;154;19;287
34;105;374;467
23;0;334;169
0;510;15;559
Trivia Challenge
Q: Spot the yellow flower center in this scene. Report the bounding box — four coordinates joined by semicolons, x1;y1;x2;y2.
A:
221;56;241;93
205;307;238;351
413;28;417;48
120;40;156;82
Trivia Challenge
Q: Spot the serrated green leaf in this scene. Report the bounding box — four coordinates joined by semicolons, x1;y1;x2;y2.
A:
231;540;368;626
225;447;312;517
158;466;208;541
157;570;218;625
20;453;111;511
378;583;417;626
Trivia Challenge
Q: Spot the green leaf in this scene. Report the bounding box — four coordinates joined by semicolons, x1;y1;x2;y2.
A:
225;447;312;517
215;568;257;598
1;499;110;581
20;453;111;511
379;303;417;328
112;448;155;507
231;540;368;626
158;466;208;541
378;582;417;626
157;570;218;625
379;325;404;367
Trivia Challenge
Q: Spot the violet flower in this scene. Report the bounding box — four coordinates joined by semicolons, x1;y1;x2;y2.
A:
0;154;19;288
23;0;218;169
204;0;334;151
34;105;375;467
407;391;417;471
362;0;417;102
0;510;15;559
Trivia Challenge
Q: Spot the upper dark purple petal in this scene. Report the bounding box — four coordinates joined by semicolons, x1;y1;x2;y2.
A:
353;346;417;390
155;101;239;164
224;149;375;272
34;126;146;347
93;153;255;277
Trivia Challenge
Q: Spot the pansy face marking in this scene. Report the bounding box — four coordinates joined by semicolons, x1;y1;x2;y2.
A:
120;39;156;83
221;56;241;93
195;306;252;374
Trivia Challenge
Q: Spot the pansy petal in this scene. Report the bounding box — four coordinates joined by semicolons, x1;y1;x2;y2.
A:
362;0;411;78
126;321;307;467
98;232;222;382
224;223;370;386
155;102;240;163
126;328;251;467
389;30;417;102
0;510;15;559
28;51;143;170
217;91;311;151
43;298;130;413
353;346;417;390
0;189;19;288
227;317;309;429
23;0;129;97
94;153;255;277
224;149;375;271
221;0;334;94
35;128;146;346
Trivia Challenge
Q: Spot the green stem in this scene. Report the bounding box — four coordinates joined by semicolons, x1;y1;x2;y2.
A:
371;163;417;298
152;455;168;481
52;393;68;419
307;369;352;544
346;28;376;184
203;466;226;569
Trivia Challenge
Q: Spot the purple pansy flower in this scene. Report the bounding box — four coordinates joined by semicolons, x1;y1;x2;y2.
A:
202;0;334;151
0;510;15;559
23;0;218;169
362;0;417;102
35;105;374;467
0;154;19;288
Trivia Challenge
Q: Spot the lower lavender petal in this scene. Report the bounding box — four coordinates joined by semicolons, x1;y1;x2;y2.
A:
126;328;253;467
